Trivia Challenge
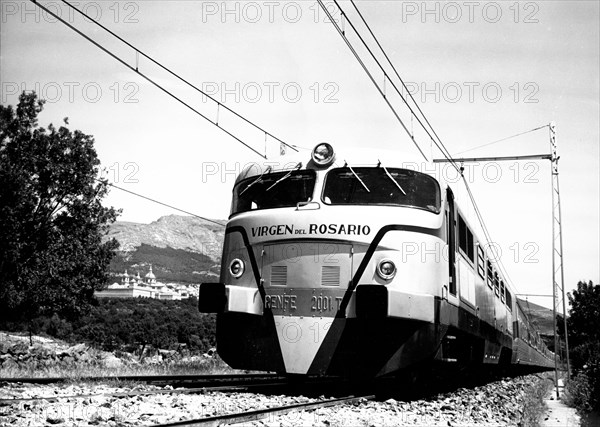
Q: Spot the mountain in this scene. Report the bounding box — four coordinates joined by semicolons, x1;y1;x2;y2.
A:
107;215;226;260
105;215;227;284
517;298;555;336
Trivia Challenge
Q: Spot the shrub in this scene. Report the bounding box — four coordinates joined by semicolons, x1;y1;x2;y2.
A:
565;342;600;412
0;297;217;355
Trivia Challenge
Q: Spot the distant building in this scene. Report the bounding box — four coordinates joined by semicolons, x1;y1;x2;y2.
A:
95;265;198;300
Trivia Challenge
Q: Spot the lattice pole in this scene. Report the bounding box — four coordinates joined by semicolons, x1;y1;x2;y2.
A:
550;122;570;399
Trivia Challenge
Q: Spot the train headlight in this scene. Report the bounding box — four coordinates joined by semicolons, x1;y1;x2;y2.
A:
376;259;396;280
312;142;335;167
229;259;245;278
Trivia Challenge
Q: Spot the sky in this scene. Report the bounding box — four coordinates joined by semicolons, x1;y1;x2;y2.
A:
1;0;598;311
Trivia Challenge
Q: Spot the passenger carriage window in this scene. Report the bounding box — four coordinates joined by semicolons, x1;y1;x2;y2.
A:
486;259;494;288
506;289;513;310
458;216;467;254
518;318;523;338
322;167;441;213
500;280;506;303
518;309;527;340
467;230;473;261
494;271;500;296
458;215;474;263
231;170;316;215
477;245;485;279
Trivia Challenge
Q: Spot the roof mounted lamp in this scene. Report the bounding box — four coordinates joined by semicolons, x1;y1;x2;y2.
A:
312;142;335;167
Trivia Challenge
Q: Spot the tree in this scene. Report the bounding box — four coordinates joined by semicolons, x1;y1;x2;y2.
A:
564;280;600;412
567;280;600;350
0;92;119;324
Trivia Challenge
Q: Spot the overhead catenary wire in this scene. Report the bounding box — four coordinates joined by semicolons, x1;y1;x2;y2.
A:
101;179;225;228
462;176;520;295
29;0;269;160
322;0;460;171
40;0;450;170
453;124;550;156
349;0;458;170
442;124;554;297
59;0;297;155
315;0;429;162
20;150;226;227
432;125;554;299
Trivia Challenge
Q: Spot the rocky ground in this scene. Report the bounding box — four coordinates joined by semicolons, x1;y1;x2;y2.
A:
0;332;551;426
0;376;548;426
0;334;122;372
0;332;223;378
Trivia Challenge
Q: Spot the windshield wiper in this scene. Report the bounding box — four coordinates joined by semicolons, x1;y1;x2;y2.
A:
240;166;272;196
378;159;406;195
266;162;302;192
344;160;370;193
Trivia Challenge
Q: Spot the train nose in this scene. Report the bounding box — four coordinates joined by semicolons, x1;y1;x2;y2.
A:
273;316;335;374
261;242;353;374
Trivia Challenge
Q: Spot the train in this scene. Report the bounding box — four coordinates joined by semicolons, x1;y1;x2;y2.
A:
199;142;554;378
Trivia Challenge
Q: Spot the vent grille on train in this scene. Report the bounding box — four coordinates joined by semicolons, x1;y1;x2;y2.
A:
271;265;287;286
321;266;340;286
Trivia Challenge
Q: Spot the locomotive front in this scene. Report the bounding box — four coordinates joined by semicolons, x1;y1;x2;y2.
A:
200;143;448;377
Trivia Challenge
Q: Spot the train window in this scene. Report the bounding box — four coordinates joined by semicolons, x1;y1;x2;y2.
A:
458;216;467;254
458;215;474;262
322;167;441;213
467;229;473;261
486;260;494;288
477;245;485;278
506;289;513;310
500;280;505;303
494;272;500;296
231;170;316;215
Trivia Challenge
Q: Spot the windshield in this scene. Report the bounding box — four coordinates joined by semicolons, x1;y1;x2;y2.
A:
231;170;316;215
322;167;441;213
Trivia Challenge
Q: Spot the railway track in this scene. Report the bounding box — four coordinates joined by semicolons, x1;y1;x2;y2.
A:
0;373;352;406
0;373;293;405
0;369;507;405
0;384;282;406
1;373;372;426
0;373;549;426
153;395;376;427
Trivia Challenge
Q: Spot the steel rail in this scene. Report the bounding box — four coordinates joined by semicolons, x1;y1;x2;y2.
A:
152;395;376;427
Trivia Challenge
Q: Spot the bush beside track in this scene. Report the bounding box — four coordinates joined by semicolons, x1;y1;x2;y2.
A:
0;297;216;357
561;281;600;415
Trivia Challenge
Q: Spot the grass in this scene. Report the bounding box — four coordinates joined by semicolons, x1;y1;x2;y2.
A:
0;354;242;379
519;372;555;426
1;330;246;380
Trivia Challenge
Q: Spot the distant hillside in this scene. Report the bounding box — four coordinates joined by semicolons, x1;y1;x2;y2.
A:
105;215;226;284
517;298;555;336
107;215;226;260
